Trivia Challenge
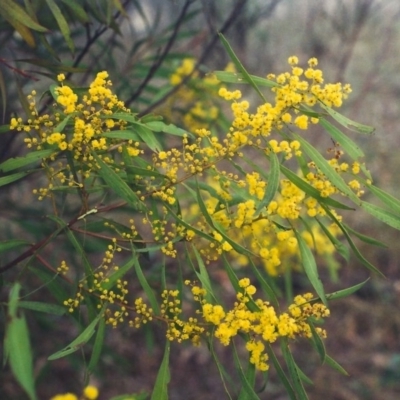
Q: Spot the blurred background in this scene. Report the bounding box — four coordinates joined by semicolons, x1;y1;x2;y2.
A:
1;0;400;399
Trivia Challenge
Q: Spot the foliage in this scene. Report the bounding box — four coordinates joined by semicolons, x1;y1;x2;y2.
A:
1;1;400;399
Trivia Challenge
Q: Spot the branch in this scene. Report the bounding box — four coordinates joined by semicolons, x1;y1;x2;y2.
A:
0;58;39;81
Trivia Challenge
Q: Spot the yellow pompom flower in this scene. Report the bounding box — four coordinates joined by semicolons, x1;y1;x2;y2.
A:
83;385;99;400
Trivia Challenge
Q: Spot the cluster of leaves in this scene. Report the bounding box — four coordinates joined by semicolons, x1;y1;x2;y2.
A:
2;2;400;400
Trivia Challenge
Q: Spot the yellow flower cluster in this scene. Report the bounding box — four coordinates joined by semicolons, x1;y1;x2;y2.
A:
182;175;342;275
165;58;220;131
160;289;204;345
10;71;136;201
50;385;99;400
192;278;329;371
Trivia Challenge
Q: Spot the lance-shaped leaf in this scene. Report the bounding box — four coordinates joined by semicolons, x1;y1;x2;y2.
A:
92;152;145;211
214;71;279;88
309;321;326;363
0;239;30;254
45;0;74;52
324;354;348;375
342;223;387;248
60;0;89;23
319;102;374;134
293;133;359;203
315;218;350;261
48;305;106;360
145;121;193;138
219;33;266;102
280;340;308;400
321;205;384;276
325;278;369;301
104;113;162;151
266;344;297;400
132;250;160;314
102;129;141;141
5;283;38;400
319;118;364;160
0;0;48;32
18;301;66;315
100;255;136;291
191;246;215;303
255;151;280;216
360;201;400;231
365;182;400;215
0;149;55;172
0;171;30;187
294;230;327;306
88;317;106;372
151;341;170;400
233;344;260;400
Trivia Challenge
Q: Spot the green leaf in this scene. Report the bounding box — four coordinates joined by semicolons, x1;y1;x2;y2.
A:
342;223;387;248
0;171;30;187
5;283;37;400
366;183;400;215
281;340;309;400
18;301;66;315
360;201;400;230
0;124;11;134
280;165;354;210
92;152;145;210
319;102;374;134
53;114;72;134
315;218;350;261
266;344;297;400
29;267;70;305
64;228;93;281
319;118;364;160
248;258;279;309
48;305;106;360
324;354;348;375
126;165;165;179
88;317;106;372
45;0;74;52
60;0;89;23
192;182;255;258
104;113;162;152
151;341;170;400
145;121;193;138
0;239;30;254
309;321;326;363
293;134;359;203
192;246;215;303
132;123;162;152
132;251;160;315
233;345;260;400
214;71;279;88
102;129;141;141
218;33;266;102
163;203;216;243
325;279;369;301
0;0;48;32
294;231;327;306
321;206;384;276
0;149;55;172
100;255;136;291
255;151;280;216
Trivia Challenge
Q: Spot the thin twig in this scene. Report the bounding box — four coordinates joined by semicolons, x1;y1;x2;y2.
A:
137;0;248;117
125;0;195;106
